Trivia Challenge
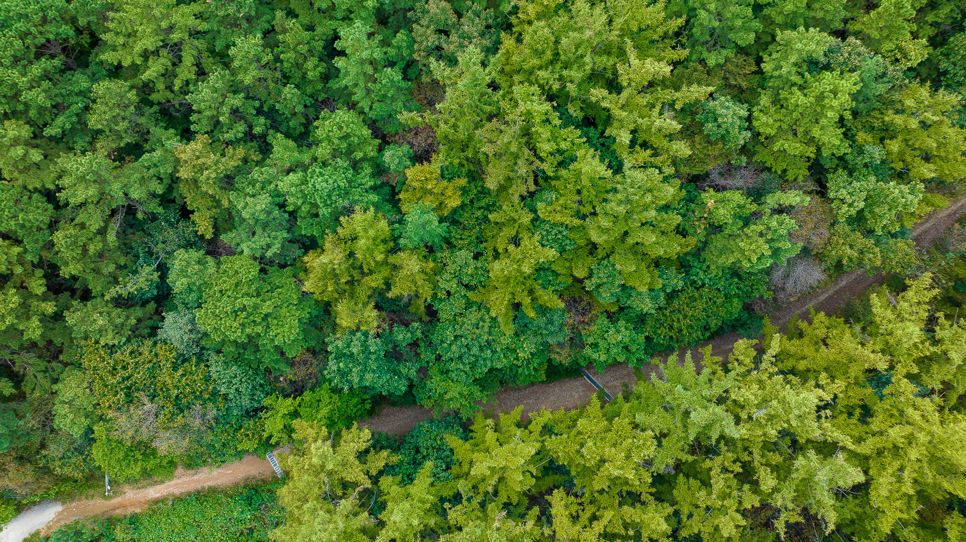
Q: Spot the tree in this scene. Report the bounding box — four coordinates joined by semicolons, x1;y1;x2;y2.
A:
876;83;966;184
279;160;380;239
0;184;56;351
195;256;313;372
376;465;442;542
410;0;500;69
325;325;424;397
669;0;761;67
696;96;752;164
329;20;413;132
826;145;923;235
492;0;710;172
765;276;966;540
448;408;545;507
312;108;381;170
542;398;671;540
222;167;301;264
398;156;466;217
99;0;211;103
848;0;931;66
688;189;808;272
302;209;434;331
173;135;252;238
259;384;370;446
81;340;219;459
471;228;561;332
753;29;860;180
395;203;449;250
540;159;693;294
271;422;391;542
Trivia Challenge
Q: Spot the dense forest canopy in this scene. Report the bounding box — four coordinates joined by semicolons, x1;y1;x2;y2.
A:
2;0;966;539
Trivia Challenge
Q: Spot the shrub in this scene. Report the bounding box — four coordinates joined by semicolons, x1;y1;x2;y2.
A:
770;256;827;303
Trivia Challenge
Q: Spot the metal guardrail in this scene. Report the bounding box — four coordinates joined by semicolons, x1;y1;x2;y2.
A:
266;451;284;478
579;368;614;402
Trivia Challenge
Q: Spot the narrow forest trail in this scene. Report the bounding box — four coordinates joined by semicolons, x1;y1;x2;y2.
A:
3;196;965;541
363;194;966;433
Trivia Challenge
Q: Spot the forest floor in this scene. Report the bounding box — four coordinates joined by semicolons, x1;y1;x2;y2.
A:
4;196;966;541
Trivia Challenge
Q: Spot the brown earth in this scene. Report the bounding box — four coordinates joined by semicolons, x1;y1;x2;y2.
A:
13;196;966;540
38;454;278;536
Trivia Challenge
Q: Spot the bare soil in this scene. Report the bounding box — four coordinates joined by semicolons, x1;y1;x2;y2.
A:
38;454;277;536
6;197;965;541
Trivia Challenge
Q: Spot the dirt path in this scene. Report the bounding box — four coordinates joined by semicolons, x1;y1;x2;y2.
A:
5;197;965;541
33;454;278;537
364;195;966;433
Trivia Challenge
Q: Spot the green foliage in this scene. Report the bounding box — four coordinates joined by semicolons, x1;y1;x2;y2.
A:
827;164;923;236
81;340;219;458
279;160;379;239
689;189;808;272
43;482;283;542
196;256;313;372
51;367;96;439
208;353;270;418
877;83;966;184
260;384;371;446
90;422;176;483
5;0;966;508
302;209;434;331
416;287;564;414
753;29;860;180
174;135;250;238
312;108;381;169
222;168;300;264
822;224;918;274
697;96;752;164
330;21;414;133
395;203;449;250
410;0;500;69
264;275;966;540
398;156;466;216
325;326;424;397
448;407;545;507
270;422;391;542
848;0;931;65
670;0;761;67
381;417;468;485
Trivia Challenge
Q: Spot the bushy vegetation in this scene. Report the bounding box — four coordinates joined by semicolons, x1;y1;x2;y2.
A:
266;277;966;542
1;0;964;535
39;482;282;542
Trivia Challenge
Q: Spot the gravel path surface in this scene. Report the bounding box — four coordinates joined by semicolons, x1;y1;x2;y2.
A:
4;196;965;541
0;502;61;542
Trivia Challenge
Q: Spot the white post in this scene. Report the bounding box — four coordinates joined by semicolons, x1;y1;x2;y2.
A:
105;473;111;496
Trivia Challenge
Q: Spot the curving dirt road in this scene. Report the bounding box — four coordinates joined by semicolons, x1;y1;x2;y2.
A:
4;196;965;541
32;455;277;538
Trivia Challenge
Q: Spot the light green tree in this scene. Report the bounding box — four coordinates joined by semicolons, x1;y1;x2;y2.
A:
302;209;435;331
195;256;313;372
753;29;860;180
271;422;391;542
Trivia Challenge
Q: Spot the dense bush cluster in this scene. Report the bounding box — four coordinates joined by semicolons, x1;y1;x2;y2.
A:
41;482;282;542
